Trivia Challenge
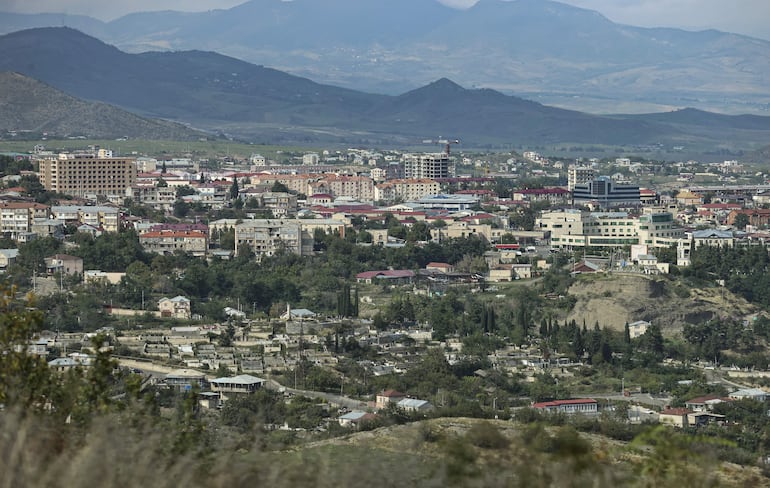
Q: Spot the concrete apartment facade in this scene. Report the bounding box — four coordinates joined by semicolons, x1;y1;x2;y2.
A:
38;155;137;197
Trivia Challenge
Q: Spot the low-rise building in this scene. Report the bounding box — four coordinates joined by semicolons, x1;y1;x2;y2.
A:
338;411;377;429
45;254;83;276
210;374;266;402
532;398;598;415
376;389;406;409
658;408;693;428
159;296;192;320
0;248;19;272
397;398;433;413
165;369;207;391
356;270;415;285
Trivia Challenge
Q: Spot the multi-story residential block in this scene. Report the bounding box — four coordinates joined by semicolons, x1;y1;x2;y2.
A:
539;209;683;249
567;166;596;191
129;185;177;210
572;176;640;208
235;220;306;259
234;219;346;260
309;175;375;202
243;191;297;217
370;167;386;182
139;230;208;256
51;205;120;232
374;178;440;203
38;154;137;197
0;202;50;240
251;174;316;196
403;153;450;179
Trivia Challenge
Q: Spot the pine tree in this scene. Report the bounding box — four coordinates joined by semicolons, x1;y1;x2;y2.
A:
624;322;631;344
488;306;496;333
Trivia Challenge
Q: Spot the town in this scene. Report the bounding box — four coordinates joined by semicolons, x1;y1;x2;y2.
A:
2;140;770;485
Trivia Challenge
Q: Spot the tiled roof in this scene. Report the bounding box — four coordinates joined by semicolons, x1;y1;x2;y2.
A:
532;398;597;408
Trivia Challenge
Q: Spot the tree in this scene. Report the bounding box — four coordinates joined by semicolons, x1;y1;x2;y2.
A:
230;178;240;200
176;185;196;198
624;322;631;344
734;213;750;230
271;181;290;193
0;287;53;411
218;322;236;347
174;200;190;218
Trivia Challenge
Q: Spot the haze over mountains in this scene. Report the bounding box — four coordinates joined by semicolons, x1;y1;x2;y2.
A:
1;0;769;115
3;27;770;151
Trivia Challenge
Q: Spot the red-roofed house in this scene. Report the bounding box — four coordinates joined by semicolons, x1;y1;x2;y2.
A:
684;394;732;412
356;270;415;285
376;389;407;409
532;398;598;415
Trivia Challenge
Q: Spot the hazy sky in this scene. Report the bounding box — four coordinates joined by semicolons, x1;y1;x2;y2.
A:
2;0;769;40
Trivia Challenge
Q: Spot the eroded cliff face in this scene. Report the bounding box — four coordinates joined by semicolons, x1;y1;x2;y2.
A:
565;274;757;334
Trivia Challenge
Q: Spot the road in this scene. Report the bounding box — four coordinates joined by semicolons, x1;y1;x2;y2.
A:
263;378;369;410
117;358;370;409
588;392;672;409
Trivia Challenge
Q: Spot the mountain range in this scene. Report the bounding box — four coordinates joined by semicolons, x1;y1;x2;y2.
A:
0;71;204;141
3;27;770;152
1;0;769;115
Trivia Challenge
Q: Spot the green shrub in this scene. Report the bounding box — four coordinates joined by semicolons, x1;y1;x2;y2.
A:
465;422;509;450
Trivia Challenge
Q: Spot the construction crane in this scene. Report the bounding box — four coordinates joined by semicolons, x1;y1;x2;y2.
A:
422;138;460;157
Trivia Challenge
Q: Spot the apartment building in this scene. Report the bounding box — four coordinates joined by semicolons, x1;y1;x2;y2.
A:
234;219;346;260
235;220;306;259
246;191;298;217
38;154;137;197
374;178;440;203
309;175;375;202
128;185;177;210
139;230;208;256
403;153;450;179
0;202;50;239
567;166;596;191
51;205;120;232
251;174;316;196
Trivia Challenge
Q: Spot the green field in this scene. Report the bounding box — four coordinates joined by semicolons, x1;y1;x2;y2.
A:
0;139;324;161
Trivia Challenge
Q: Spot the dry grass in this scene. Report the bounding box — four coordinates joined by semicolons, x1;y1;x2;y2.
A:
0;412;764;488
